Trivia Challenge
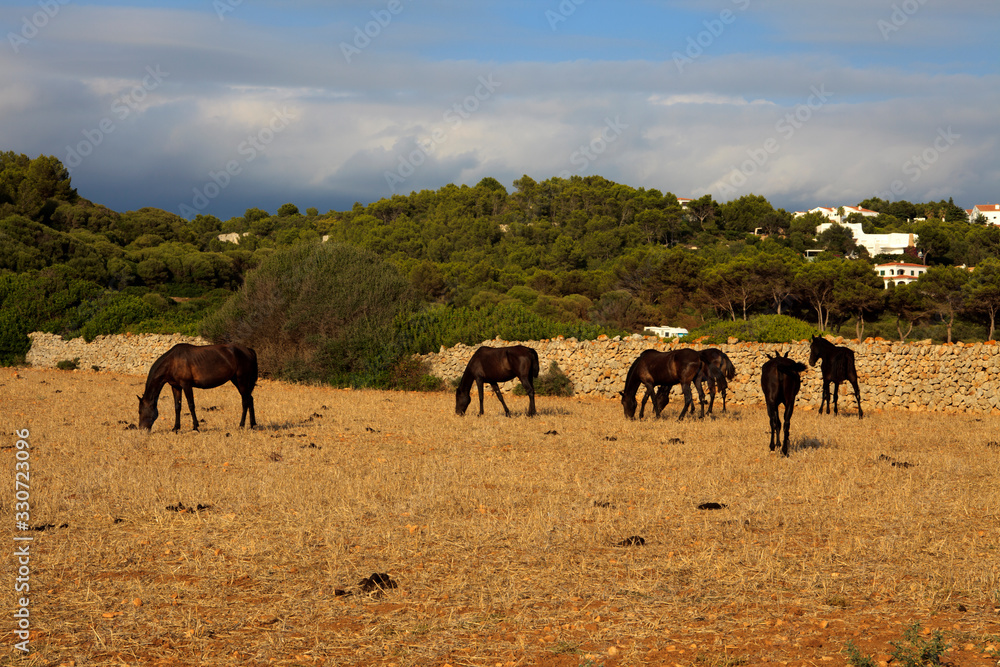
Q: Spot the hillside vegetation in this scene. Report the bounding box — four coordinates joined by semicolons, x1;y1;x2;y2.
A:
3;150;999;383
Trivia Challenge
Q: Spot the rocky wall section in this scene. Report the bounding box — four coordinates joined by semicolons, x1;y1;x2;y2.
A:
26;332;212;375
418;336;1000;414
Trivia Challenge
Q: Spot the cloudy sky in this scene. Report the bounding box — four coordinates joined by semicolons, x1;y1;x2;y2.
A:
2;0;998;220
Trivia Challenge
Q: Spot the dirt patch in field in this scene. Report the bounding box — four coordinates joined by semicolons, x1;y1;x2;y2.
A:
1;367;999;666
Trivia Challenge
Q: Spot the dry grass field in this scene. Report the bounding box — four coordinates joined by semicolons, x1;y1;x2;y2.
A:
1;366;999;667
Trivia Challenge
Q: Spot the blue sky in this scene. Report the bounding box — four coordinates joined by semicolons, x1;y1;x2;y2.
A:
1;0;998;221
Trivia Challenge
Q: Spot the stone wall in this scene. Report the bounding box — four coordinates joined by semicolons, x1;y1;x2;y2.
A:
418;336;1000;414
26;332;211;375
25;332;1000;414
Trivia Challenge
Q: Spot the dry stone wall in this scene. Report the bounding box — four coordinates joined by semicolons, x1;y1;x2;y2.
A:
418;336;1000;414
25;332;1000;414
26;332;211;375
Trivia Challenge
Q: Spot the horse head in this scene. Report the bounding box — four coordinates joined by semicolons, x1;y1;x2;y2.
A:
808;335;823;366
137;394;158;430
455;386;471;416
620;390;638;420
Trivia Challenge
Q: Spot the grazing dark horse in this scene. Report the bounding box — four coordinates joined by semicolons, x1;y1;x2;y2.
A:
808;335;863;419
760;351;807;456
138;343;258;431
621;349;705;420
644;348;736;416
455;345;539;417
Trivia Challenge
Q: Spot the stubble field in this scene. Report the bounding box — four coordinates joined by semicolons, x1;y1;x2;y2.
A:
1;366;999;667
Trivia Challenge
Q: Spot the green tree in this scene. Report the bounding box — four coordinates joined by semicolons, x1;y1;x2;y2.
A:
201;241;415;385
917;266;971;343
964;258;1000;340
795;259;842;331
831;260;884;340
885;282;930;341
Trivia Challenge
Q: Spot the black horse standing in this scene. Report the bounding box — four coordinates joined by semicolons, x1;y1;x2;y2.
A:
760;351;807;456
646;348;735;416
808;335;863;419
621;349;705;420
455;345;539;417
138;343;258;431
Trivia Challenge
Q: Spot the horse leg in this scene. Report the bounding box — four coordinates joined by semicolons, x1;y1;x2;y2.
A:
820;382;831;414
520;375;536;417
491;382;512;417
706;378;715;414
183;386;199;431
476;379;485;416
781;401;795;457
832;382;840;416
851;378;863;419
694;378;706;419
639;388;652;419
170;385;183;431
678;382;692;421
236;381;256;428
767;403;780;451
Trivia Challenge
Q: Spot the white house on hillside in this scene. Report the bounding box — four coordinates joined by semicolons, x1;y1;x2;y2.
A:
875;262;928;288
972;204;1000;225
815;222;915;256
794;205;880;223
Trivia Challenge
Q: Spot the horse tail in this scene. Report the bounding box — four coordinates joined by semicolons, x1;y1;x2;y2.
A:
529;347;540;380
723;354;736;380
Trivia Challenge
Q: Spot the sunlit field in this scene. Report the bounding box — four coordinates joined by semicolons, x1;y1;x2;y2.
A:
2;367;999;666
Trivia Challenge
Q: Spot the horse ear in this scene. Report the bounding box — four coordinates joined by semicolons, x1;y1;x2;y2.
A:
137;395;142;402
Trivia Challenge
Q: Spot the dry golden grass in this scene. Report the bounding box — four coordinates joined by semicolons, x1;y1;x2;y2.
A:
1;366;999;667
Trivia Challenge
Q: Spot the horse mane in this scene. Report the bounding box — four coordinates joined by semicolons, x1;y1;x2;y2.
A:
623;350;653;394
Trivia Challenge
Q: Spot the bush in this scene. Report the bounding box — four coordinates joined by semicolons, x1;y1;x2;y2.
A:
514;360;573;397
78;293;157;342
0;309;30;366
201;241;416;387
384;356;445;392
397;303;625;355
56;357;79;370
682;314;820;344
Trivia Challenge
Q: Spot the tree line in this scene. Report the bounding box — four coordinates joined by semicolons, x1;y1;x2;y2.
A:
2;150;999;375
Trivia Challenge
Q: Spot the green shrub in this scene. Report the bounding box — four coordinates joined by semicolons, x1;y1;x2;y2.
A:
397;303;625;355
78;293;157;342
682;314;820;344
201;241;415;387
384;356;445;392
889;623;949;667
514;360;573;397
56;357;79;370
843;640;877;667
0;309;30;366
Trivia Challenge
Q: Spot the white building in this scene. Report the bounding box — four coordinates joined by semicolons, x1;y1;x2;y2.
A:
644;325;688;339
875;262;928;288
972;204;1000;225
794;205;880;223
815;222;915;256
